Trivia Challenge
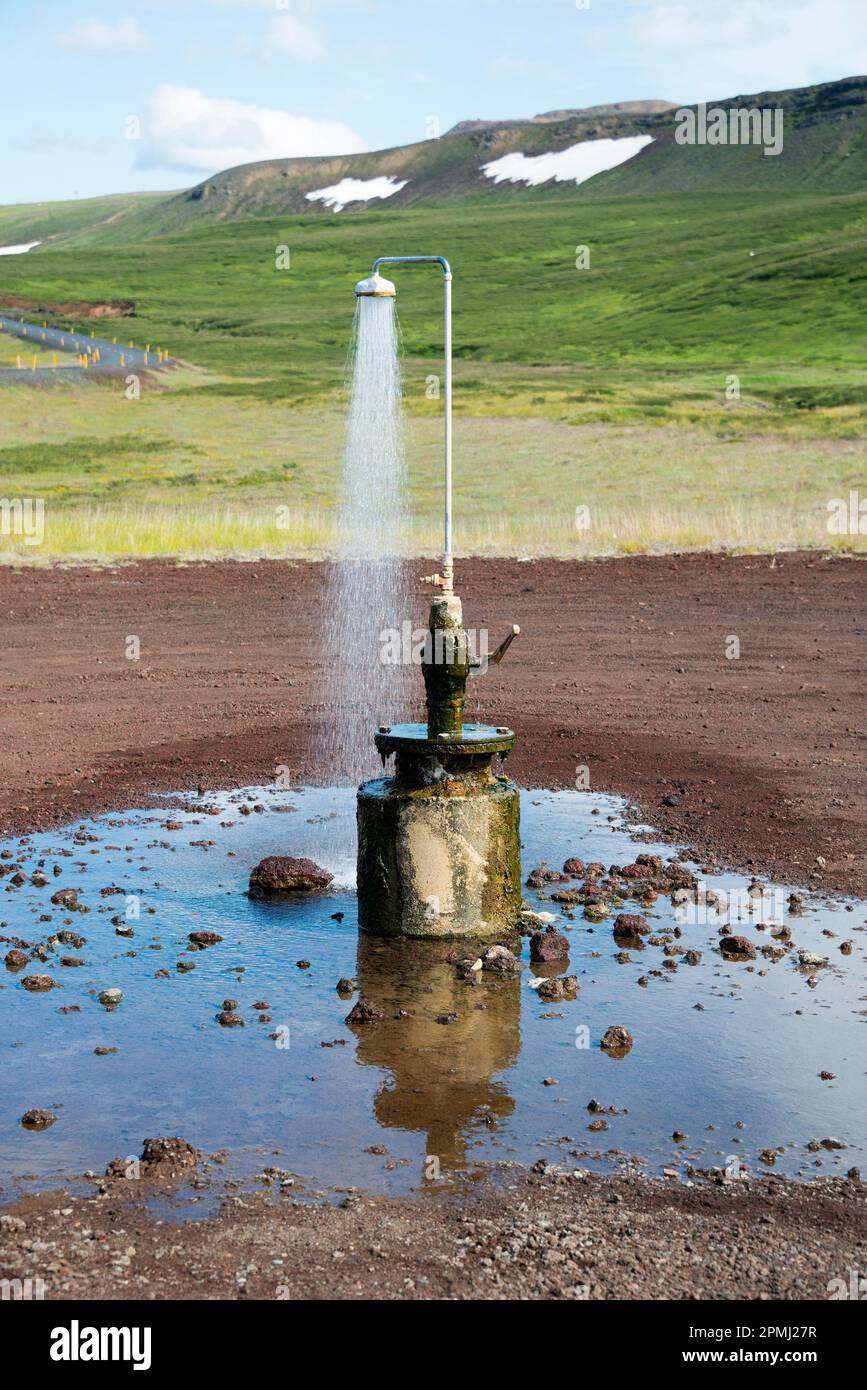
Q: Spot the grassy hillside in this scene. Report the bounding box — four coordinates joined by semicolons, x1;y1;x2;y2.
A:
2;77;865;254
0;192;166;249
3;190;866;391
1;178;865;562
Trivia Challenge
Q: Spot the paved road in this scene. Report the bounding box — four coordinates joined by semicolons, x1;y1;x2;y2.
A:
0;313;173;381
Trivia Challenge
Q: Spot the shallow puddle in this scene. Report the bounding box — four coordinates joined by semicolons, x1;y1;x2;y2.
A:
1;785;864;1200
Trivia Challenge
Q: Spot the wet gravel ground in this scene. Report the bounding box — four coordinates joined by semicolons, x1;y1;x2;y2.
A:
1;1167;865;1301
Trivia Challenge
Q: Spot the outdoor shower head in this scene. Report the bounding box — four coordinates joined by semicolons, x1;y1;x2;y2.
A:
354;271;396;298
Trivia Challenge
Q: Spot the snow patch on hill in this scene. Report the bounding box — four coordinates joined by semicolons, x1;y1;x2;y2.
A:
482;135;654;187
306;176;408;212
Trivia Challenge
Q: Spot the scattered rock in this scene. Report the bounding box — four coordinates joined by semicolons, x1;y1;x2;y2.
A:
98;988;123;1010
22;974;57;992
345;998;384;1025
336;978;355;994
217;1010;244;1027
50;888;78;909
719;935;756;960
4;948;28;971
482;944;521;977
530;925;569;963
600;1025;633;1056
798;950;827;968
189;931;223;949
140;1136;199;1173
20;1108;56;1131
249;856;333;895
537;975;579;1001
612;913;648;942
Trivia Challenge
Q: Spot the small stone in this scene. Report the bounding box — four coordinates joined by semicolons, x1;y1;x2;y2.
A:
345;998;384;1025
50;888;78;909
5;949;28;971
296;959;311;970
217;1011;244;1028
530;925;569;963
612;913;648;941
189;931;223;949
336;978;355;994
537;974;579;1002
21;1108;56;1131
719;935;756;960
98;988;123;1010
600;1025;633;1055
22;974;57;992
482;944;520;976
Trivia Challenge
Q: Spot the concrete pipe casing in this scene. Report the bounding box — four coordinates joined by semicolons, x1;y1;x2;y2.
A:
357;745;520;939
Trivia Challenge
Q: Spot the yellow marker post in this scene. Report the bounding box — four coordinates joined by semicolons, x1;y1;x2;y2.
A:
16;355;21;369
31;356;37;370
120;353;125;367
52;353;57;368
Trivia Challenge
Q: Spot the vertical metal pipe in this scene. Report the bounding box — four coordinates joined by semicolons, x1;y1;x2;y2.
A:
443;270;453;592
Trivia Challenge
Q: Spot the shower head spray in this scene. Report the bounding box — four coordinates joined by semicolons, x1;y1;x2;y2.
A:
354;271;396;298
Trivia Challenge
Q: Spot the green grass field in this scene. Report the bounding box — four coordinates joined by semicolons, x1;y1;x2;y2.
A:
1;188;865;562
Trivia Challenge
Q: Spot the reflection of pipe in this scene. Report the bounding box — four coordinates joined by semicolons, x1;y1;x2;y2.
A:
351;935;520;1172
356;255;454;596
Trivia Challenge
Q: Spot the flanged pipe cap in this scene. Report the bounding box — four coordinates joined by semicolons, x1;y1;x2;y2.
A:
354;271;397;297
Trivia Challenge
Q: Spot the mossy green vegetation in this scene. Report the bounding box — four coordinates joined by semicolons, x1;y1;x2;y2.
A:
1;186;865;561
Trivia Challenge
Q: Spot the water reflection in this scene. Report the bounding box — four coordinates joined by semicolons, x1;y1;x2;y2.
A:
353;936;520;1171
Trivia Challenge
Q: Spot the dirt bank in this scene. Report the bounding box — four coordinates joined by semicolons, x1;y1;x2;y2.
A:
1;1167;864;1300
0;552;863;895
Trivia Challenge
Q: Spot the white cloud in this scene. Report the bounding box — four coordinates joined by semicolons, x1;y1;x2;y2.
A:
59;16;152;52
306;175;408;210
628;0;867;97
135;84;364;173
267;15;326;60
482;136;654;188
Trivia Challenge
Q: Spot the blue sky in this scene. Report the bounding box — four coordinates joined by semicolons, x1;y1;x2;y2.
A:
2;0;863;205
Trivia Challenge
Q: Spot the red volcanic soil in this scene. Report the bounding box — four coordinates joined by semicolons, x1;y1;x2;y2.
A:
0;552;863;895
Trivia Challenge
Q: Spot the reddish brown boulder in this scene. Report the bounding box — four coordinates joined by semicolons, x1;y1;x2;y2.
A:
249;856;333;895
189;931;223;949
345;998;384;1025
720;935;757;959
612;913;649;941
21;974;57;992
562;858;585;877
50;888;79;909
600;1025;634;1055
530;925;570;963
